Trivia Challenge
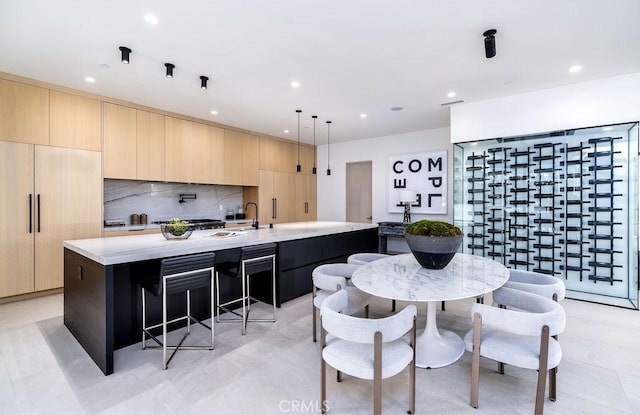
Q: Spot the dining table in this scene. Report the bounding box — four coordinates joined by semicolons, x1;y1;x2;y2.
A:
351;252;509;368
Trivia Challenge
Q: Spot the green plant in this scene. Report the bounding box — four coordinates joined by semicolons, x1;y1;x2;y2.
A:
405;219;462;237
166;217;189;236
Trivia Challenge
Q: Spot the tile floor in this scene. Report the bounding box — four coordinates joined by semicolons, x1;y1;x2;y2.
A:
0;292;639;414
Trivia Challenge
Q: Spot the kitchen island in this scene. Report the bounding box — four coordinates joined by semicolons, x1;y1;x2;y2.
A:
63;221;377;375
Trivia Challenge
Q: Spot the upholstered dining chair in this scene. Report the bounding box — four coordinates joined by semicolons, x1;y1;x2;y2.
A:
347;252;389;266
464;286;566;414
320;290;417;414
312;263;369;342
504;269;566;302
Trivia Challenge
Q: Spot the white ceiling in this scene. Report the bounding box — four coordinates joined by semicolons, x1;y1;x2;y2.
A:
1;0;639;144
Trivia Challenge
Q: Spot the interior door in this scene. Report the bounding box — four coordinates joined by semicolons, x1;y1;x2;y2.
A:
34;146;102;291
346;161;372;223
0;141;35;297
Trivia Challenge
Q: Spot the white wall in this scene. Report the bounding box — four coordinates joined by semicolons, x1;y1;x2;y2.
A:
316;127;453;224
451;72;640;142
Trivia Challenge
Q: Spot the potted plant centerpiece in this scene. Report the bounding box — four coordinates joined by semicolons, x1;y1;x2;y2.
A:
404;219;463;269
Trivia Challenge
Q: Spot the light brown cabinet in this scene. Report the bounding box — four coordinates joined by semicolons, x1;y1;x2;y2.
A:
103;103;137;179
0;78;49;145
259;136;298;173
294;173;317;221
299;145;316;175
136;110;165;181
0;141;102;297
224;130;259;186
49;90;101;151
165;117;225;184
258;170;295;224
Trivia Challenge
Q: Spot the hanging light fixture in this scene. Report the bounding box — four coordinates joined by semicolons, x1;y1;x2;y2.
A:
312;115;317;175
200;76;209;89
164;63;175;78
326;120;332;176
119;46;131;64
296;109;302;173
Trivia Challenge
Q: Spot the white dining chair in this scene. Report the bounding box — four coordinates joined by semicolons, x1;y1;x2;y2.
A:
312;263;369;342
464;286;566;414
320;289;417;414
504;269;566;302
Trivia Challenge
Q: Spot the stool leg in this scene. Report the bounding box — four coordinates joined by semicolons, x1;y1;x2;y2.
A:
272;256;277;321
186;289;191;334
162;278;168;370
141;287;147;349
241;264;247;335
215;272;221;323
210;270;215;349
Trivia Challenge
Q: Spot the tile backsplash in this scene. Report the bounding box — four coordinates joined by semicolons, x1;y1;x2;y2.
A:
104;180;244;225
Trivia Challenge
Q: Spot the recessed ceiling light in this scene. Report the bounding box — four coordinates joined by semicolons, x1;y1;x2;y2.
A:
447;92;456;98
210;110;218;115
602;126;613;131
144;14;159;25
284;129;290;134
569;65;582;73
360;113;367;119
390;106;404;112
291;81;300;88
84;76;96;83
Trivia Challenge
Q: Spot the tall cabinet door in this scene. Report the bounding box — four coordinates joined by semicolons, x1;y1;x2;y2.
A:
34;146;102;291
294;174;317;222
0;141;35;297
273;171;294;223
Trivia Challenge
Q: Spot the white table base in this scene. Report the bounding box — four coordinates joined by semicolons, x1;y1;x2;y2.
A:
415;301;465;369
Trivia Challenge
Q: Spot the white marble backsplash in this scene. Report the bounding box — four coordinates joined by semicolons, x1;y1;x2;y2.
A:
104;180;244;224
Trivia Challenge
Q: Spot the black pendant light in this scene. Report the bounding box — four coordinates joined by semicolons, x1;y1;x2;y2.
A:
119;46;131;64
296;110;302;173
326;120;332;176
312;115;317;175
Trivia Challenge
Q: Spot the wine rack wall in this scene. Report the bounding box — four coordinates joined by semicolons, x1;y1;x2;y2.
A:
460;135;628;287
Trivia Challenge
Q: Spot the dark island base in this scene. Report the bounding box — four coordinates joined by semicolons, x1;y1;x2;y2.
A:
64;227;377;375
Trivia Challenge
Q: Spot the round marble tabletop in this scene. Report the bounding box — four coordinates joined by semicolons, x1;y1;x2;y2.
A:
351;252;509;368
351;252;509;303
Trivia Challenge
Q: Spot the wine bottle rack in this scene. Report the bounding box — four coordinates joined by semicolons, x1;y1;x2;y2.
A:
459;133;628;287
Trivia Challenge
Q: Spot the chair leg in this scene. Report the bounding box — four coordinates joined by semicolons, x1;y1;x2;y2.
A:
312;305;317;342
374;331;383;415
549;367;557;402
337;370;342;382
535;325;551;415
408;316;416;415
321;357;327;414
470;313;481;408
241;267;247;335
186;289;191;334
162;280;168;370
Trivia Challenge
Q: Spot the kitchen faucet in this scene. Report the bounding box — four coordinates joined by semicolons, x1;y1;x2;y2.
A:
245;202;259;229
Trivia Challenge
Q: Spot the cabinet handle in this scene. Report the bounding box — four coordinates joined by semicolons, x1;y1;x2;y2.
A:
274;198;278;219
272;198;276;219
305;201;308;214
37;194;41;233
29;194;33;233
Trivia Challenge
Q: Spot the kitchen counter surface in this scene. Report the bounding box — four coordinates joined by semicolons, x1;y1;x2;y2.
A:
66;221;378;266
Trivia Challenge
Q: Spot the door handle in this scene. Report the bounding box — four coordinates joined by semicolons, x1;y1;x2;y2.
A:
37;194;41;232
274;198;278;219
29;194;33;233
272;198;276;219
305;202;308;214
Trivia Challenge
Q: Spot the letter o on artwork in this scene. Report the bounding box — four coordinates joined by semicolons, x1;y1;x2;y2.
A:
408;159;422;173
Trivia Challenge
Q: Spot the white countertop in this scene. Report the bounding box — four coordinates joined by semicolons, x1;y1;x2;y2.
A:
66;221;378;266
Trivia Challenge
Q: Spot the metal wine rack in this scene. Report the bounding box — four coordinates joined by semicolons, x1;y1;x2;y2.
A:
461;135;626;285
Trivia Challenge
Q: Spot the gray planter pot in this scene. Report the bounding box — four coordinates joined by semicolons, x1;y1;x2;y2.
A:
404;233;463;269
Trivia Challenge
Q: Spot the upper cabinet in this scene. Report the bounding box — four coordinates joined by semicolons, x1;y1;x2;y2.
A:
136;110;165;181
165;117;225;184
224;130;259;186
103;103;136;179
259;136;299;173
300;145;316;175
0;78;49;145
49;90;101;151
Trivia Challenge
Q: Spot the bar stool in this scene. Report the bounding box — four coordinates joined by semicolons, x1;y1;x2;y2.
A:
215;243;277;335
141;252;216;370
